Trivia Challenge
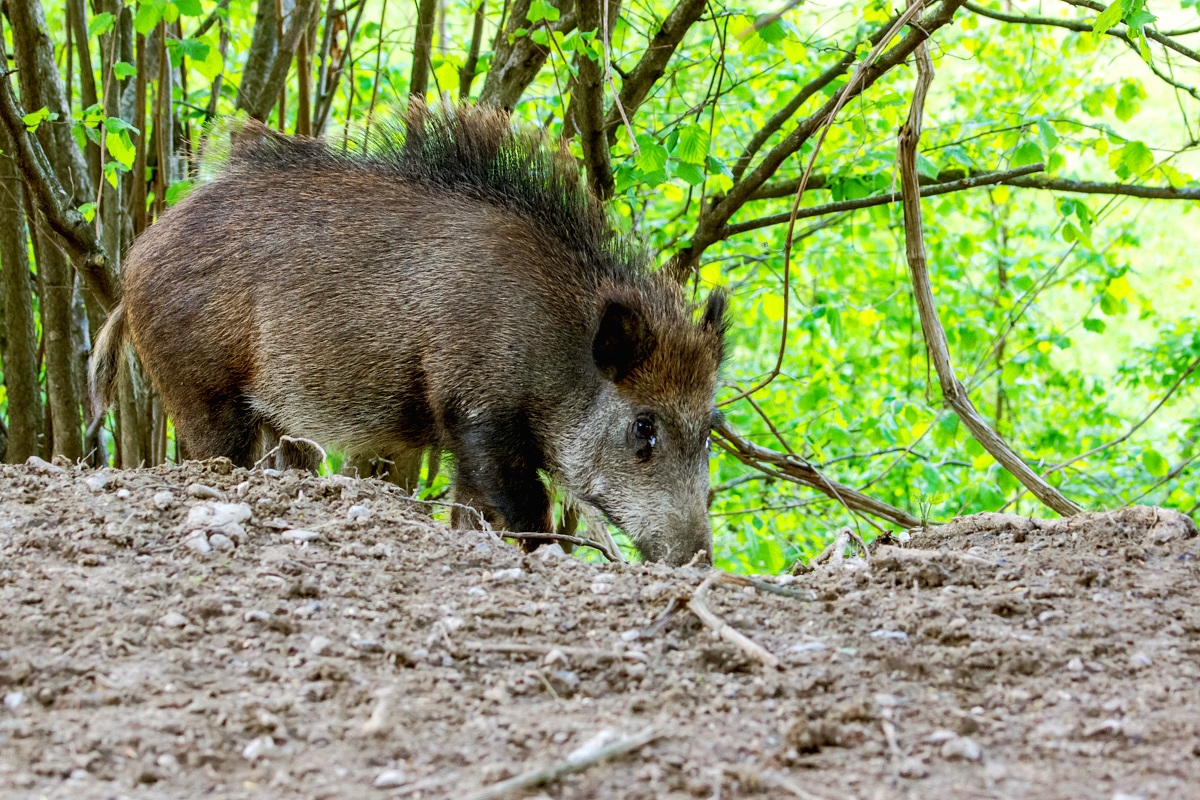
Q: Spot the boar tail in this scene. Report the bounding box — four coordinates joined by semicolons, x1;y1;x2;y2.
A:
89;301;129;415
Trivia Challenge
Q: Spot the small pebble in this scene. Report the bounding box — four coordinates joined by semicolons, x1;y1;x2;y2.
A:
85;474;109;492
590;581;613;595
241;736;274;761
25;455;64;475
487;568;523;583
208;533;235;551
68;768;91;781
153;491;175;510
899;757;928;779
373;769;407;789
187;483;222;500
787;641;827;653
282;529;320;542
159;612;188;629
467;586;487;596
244;610;271;622
263;468;282;478
353;639;384;653
348;505;372;519
1129;652;1152;670
116;488;131;500
4;691;24;710
309;636;333;655
184;534;212;555
870;629;909;641
620;629;641;642
941;735;982;761
1067;657;1085;672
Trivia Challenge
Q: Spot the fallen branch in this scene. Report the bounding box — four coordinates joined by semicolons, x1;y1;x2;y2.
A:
500;531;618;563
715;421;923;529
462;726;660;800
463;641;638;660
873;545;996;566
895;11;1082;518
715;571;815;600
687;575;781;669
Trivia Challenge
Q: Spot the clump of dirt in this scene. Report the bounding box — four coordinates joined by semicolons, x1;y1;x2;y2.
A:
1;460;1199;799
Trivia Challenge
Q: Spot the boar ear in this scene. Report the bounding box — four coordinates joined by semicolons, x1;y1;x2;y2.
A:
594;298;657;383
701;288;728;338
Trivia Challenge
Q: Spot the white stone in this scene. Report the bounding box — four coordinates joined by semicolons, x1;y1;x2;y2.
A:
184;534;212;555
209;533;235;552
241;736;274;761
85;474;109;492
153;491;175;510
282;529;320;542
159;612;188;629
373;769;407;788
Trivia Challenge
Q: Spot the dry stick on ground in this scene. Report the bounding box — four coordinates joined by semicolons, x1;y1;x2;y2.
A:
895;13;1082;518
687;575;781;669
464;642;641;660
462;725;660;800
500;532;618;562
715;571;815;600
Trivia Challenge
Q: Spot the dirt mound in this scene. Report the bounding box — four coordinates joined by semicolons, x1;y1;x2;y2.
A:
1;461;1198;799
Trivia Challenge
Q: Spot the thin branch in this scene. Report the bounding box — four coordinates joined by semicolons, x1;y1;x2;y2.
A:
895;9;1082;517
715;421;923;529
411;0;438;97
1047;356;1200;476
724;163;1046;237
602;0;707;143
1060;0;1200;64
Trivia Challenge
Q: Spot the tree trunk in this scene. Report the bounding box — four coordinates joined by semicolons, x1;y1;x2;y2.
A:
7;0;93;461
0;125;44;462
410;0;438;97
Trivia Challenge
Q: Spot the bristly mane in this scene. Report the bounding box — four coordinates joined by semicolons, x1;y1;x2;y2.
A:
214;102;647;281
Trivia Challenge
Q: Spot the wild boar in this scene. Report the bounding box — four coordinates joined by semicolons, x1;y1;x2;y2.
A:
91;103;727;565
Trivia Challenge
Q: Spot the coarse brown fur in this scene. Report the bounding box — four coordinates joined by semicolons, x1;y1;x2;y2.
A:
91;103;727;565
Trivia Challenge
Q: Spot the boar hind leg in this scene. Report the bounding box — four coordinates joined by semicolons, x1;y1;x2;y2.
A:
261;425;323;473
448;411;554;548
170;391;261;468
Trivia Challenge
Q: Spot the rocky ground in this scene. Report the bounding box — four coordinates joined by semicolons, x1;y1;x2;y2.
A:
1;459;1199;799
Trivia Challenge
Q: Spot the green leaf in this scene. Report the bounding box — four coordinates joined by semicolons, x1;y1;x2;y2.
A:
1090;1;1123;42
113;61;137;79
674;161;705;186
1142;449;1169;478
106;129;136;169
676;124;710;165
133;2;163;35
526;0;560;23
165;180;194;205
21;106;56;132
88;12;116;37
1111;140;1154;177
1083;318;1107;334
78;203;96;223
1036;118;1059;152
170;38;210;65
194;37;225;82
1011;141;1043;168
174;0;203;15
916;153;940;180
635;135;668;174
103;116;138;134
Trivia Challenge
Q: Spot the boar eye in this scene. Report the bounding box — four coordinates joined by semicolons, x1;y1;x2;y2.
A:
633;415;657;461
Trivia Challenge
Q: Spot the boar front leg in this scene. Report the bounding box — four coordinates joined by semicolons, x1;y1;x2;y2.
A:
448;410;554;548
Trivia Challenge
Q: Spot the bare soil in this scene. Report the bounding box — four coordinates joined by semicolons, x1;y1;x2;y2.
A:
2;460;1199;799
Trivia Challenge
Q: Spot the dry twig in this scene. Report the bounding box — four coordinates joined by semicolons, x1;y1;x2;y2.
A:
462;726;660;800
687;575;781;669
